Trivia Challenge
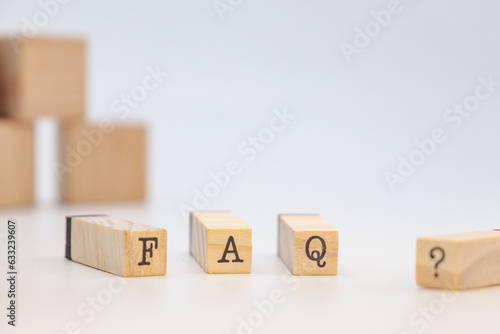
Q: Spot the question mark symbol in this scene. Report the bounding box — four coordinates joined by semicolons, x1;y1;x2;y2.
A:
430;247;445;278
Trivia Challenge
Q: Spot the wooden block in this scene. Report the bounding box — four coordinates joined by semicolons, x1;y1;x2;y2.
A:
416;230;500;290
279;214;338;276
59;122;145;202
66;215;167;277
190;211;252;274
0;120;34;207
0;37;85;120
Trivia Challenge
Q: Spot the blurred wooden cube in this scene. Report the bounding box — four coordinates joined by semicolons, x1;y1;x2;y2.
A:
279;214;338;276
0;120;34;207
59;122;145;202
0;37;85;120
190;211;252;274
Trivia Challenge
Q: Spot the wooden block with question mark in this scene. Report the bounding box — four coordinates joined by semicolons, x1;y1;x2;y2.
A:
278;214;338;276
416;230;500;290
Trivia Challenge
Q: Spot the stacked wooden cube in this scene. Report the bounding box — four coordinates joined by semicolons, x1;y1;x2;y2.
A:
0;36;145;207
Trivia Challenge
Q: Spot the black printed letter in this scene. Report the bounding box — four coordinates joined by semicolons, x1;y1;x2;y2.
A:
305;236;326;268
217;236;244;263
138;237;158;266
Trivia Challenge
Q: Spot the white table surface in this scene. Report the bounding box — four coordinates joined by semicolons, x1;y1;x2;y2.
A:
1;201;499;334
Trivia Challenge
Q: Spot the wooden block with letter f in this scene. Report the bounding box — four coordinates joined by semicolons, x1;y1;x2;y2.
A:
416;230;500;290
279;214;338;276
66;215;167;277
190;211;252;274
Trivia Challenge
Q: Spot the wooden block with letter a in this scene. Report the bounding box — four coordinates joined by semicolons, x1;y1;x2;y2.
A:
279;214;338;276
190;211;252;274
416;230;500;290
0;37;85;120
0;120;34;207
66;215;167;277
59;122;145;202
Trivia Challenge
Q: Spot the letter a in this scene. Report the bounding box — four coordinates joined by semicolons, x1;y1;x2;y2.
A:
217;236;244;263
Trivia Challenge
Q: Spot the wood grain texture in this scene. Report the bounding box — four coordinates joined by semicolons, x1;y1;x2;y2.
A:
190;211;251;274
279;214;338;276
0;37;85;120
59;122;146;203
0;120;34;207
416;230;500;290
66;215;167;277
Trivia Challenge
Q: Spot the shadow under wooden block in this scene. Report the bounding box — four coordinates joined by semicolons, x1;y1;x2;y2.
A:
416;230;500;290
59;122;145;202
66;215;167;277
279;214;338;276
0;120;34;207
190;211;252;274
0;36;85;120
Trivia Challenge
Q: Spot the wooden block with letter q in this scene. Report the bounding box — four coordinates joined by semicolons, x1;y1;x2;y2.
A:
66;215;167;277
0;120;34;207
416;230;500;290
279;214;338;276
0;36;85;120
58;122;145;202
190;211;252;274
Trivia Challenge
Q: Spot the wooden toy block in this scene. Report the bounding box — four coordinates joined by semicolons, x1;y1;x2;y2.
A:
190;211;252;274
65;215;167;277
0;120;34;207
59;122;145;202
416;230;500;290
0;37;85;120
279;214;338;276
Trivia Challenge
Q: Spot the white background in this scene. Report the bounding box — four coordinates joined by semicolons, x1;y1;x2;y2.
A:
1;0;500;333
